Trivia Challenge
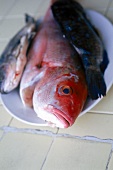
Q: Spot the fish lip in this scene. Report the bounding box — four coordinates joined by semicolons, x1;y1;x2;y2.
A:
46;105;71;128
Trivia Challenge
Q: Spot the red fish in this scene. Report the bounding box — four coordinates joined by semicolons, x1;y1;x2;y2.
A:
20;6;88;128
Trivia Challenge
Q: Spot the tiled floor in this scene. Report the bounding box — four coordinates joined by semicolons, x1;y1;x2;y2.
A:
0;0;113;170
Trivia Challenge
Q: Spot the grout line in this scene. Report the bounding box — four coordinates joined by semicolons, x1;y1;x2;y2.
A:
5;0;18;17
8;117;14;126
34;1;45;16
40;138;54;170
0;0;18;25
89;111;113;115
1;126;113;144
0;15;24;19
0;118;13;142
40;128;59;170
0;131;6;142
106;148;113;170
0;126;58;136
105;0;113;15
59;134;113;145
56;128;59;134
106;143;113;170
0;132;4;141
1;126;113;169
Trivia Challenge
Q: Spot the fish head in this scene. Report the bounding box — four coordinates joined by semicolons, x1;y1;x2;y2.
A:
0;56;17;93
33;69;87;128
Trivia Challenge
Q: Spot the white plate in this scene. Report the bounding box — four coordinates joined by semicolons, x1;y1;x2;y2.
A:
1;9;113;126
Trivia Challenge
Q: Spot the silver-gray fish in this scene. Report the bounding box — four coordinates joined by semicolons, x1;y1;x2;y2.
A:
0;14;39;93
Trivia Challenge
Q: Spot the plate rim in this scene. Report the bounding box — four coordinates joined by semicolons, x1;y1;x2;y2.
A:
1;9;113;125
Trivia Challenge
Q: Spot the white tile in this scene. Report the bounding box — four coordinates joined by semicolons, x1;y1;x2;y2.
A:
108;0;113;8
91;85;113;114
10;117;58;133
0;0;15;17
78;0;109;10
43;137;111;170
109;153;113;170
0;41;8;55
0;18;24;41
0;130;3;139
106;8;113;23
8;0;43;17
58;112;113;139
34;0;50;15
0;105;12;126
0;133;52;170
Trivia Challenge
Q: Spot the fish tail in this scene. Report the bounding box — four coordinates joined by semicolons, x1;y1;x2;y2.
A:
85;68;106;99
25;13;35;24
100;49;109;74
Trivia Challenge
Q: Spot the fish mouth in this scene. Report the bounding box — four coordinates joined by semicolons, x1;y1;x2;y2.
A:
46;105;72;128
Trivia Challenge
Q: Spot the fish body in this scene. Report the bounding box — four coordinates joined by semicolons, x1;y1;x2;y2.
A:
20;8;88;128
0;14;38;93
51;0;108;99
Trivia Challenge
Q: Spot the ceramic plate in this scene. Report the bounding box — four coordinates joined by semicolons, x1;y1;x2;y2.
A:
1;9;113;126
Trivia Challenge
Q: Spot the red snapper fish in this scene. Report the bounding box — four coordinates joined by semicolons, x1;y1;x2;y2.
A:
20;7;88;128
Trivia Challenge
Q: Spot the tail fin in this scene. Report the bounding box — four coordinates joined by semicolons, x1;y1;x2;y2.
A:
85;68;106;100
25;13;35;24
100;49;109;74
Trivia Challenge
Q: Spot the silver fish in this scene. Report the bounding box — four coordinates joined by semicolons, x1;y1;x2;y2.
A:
0;14;39;93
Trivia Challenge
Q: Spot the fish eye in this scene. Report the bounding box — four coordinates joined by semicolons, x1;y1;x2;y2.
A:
59;86;73;95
